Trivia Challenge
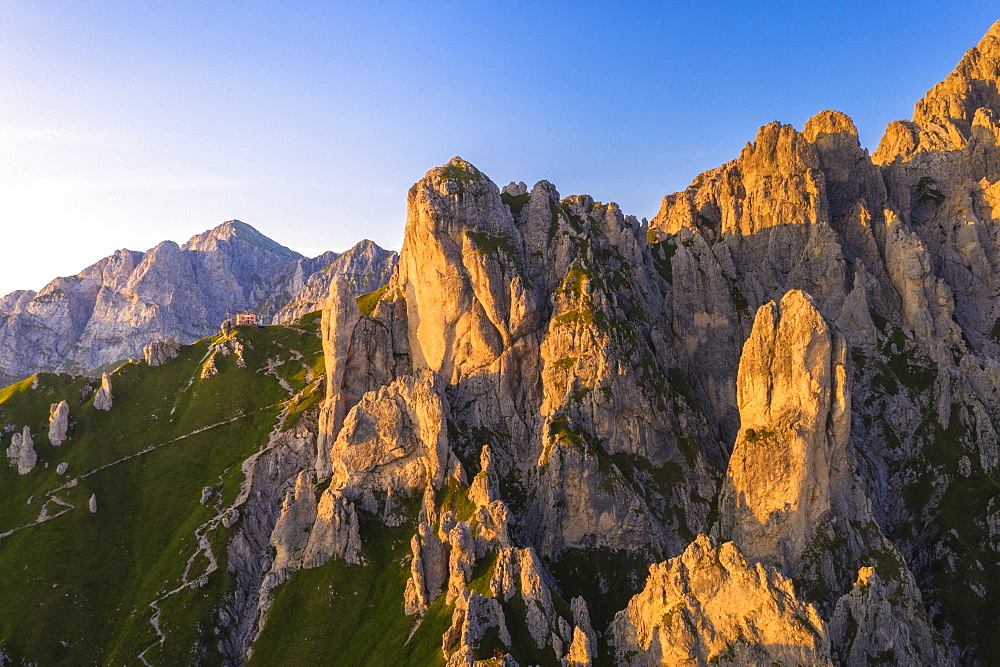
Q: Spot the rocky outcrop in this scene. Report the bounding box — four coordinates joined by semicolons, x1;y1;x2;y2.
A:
6;426;36;475
609;535;831;666
828;566;947;665
272;240;398;324
94;373;113;411
48;400;69;446
269;471;318;572
301;488;362;567
404;522;449;614
716;290;854;572
715;291;947;663
396;158;540;383
442;590;512;666
874;21;1000;163
327;370;460;510
142;338;180;366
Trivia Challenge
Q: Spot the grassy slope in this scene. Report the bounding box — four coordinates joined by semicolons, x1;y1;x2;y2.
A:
249;506;450;667
0;318;323;665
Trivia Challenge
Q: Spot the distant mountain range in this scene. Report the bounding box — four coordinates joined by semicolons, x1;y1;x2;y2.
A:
0;220;397;384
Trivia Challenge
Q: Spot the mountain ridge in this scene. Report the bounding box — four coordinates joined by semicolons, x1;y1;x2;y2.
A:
0;220;398;385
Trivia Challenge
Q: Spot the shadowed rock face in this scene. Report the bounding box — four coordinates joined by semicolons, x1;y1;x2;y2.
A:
0;221;397;384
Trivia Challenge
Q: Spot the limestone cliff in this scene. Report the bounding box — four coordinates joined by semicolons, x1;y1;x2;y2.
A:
609;535;831;666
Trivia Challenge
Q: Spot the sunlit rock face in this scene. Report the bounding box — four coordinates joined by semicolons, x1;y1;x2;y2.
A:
0;220;397;385
281;31;1000;654
608;535;832;666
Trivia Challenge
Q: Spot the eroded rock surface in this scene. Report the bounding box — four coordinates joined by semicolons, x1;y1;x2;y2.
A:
609;535;831;666
48;400;69;446
93;373;113;411
6;426;36;475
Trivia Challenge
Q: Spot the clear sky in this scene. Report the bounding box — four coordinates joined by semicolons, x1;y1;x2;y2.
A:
1;1;997;296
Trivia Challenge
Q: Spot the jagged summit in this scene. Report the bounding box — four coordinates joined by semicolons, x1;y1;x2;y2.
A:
875;20;1000;163
803;109;859;139
182;219;304;259
0;222;398;384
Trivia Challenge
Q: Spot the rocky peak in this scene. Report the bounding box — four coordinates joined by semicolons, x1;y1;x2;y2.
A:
609;534;832;665
650;119;827;237
271;239;398;324
405;157;517;239
803;110;889;224
716;290;852;572
803;110;866;170
181;220;303;260
396;157;534;381
875;20;1000;163
741;121;820;175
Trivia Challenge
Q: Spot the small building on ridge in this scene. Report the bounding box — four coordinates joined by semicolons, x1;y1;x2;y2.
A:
235;312;257;326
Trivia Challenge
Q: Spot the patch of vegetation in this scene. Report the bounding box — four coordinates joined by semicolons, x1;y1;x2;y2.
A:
990;317;1000;344
882;343;936;392
730;285;750;318
915;176;945;206
553;309;595;328
437;477;477;522
675;435;700;467
895;404;1000;661
500;191;530;217
649;239;677;284
667;367;700;411
250;504;450;666
552;357;577;372
549;547;651;635
465;230;517;258
866;312;936;393
742;428;775;444
610;452;685;499
697;213;717;233
438;162;480;197
356;285;387;317
0;318;325;664
498;594;560;666
548;415;590;454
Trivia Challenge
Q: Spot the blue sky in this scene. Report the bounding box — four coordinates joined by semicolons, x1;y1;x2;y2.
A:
1;1;997;295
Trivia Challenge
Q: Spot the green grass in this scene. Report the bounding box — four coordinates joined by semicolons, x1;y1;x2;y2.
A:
501;191;530;217
356;285;388;317
649;239;677;284
549;547;650;637
915;176;945;206
465;231;517;258
0;319;325;664
896;405;1000;661
248;507;450;666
